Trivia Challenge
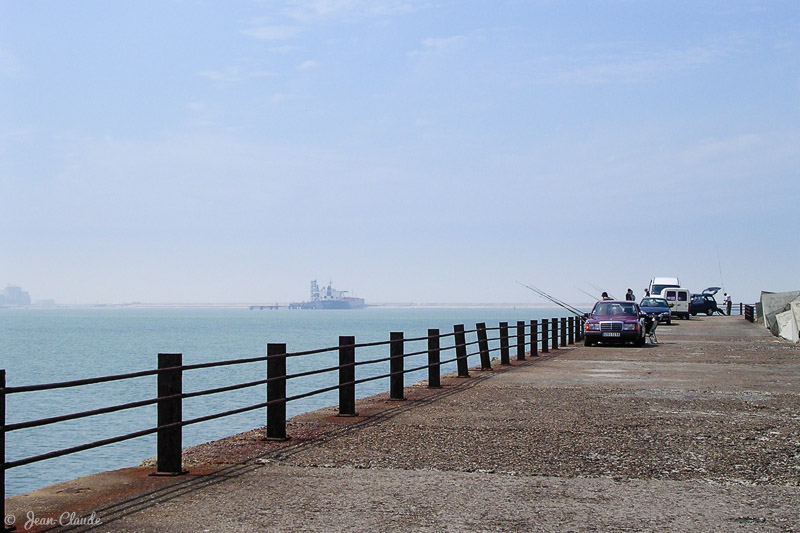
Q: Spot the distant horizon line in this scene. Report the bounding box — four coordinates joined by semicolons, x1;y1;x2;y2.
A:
3;301;597;310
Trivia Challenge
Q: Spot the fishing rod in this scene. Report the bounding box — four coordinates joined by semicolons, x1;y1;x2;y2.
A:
520;283;582;316
585;281;604;293
530;285;585;317
585;281;614;300
516;281;585;317
535;287;586;316
576;287;600;300
517;281;570;311
716;244;725;294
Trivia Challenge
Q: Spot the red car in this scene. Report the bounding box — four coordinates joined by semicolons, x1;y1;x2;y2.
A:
584;300;647;346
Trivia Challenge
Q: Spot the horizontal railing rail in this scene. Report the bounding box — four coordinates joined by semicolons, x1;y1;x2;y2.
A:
2;315;586;525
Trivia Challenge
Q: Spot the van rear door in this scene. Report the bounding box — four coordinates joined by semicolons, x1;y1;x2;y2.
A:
664;289;690;319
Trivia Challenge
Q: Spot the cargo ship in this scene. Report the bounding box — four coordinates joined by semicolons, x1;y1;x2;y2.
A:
290;280;365;309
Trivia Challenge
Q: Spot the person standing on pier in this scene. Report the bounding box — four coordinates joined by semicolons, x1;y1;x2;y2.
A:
724;293;732;315
625;289;635;301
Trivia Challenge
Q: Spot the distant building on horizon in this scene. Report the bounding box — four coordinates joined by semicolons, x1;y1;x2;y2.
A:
1;285;32;306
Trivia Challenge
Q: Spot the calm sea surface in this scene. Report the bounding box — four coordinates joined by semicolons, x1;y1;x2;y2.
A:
1;306;574;496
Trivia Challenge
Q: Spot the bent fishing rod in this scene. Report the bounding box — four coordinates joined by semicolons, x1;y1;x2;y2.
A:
516;281;585;317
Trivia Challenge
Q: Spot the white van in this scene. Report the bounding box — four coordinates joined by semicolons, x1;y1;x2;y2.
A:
662;287;691;320
649;277;680;297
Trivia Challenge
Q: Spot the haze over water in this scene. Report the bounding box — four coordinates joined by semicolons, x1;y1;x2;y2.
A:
3;2;799;307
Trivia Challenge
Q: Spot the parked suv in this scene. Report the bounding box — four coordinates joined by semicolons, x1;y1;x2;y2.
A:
584;300;646;346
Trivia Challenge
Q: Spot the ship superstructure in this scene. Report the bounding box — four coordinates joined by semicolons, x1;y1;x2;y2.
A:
293;280;365;309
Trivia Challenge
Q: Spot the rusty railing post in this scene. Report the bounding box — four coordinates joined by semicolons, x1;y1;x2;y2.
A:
155;353;185;475
266;343;288;440
541;319;549;353
499;322;510;365
428;329;441;389
390;332;405;400
454;325;470;377
516;321;526;361
338;336;357;416
551;318;559;350
476;323;492;370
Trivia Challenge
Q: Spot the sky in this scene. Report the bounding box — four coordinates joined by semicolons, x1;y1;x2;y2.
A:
1;0;798;305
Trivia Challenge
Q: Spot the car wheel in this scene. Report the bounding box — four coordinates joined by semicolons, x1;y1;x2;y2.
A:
706;309;713;316
666;318;671;325
584;338;593;347
634;335;645;346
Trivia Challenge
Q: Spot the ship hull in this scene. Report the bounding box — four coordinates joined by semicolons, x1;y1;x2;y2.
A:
290;298;365;310
315;298;365;309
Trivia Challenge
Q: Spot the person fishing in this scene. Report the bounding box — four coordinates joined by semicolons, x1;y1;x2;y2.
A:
601;292;612;300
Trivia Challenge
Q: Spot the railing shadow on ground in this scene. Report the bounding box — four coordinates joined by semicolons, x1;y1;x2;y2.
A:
2;316;587;529
53;369;506;532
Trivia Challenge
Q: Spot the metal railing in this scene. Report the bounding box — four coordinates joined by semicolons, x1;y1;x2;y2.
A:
723;302;756;318
2;316;584;525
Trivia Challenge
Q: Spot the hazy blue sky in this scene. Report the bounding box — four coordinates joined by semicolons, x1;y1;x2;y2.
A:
1;1;798;305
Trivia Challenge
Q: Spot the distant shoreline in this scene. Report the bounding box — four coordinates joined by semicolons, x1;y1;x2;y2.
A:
2;302;595;310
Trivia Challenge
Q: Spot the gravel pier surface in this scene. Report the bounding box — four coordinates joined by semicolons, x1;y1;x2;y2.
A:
6;315;800;532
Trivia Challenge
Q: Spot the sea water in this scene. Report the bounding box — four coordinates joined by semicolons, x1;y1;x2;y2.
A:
0;306;572;496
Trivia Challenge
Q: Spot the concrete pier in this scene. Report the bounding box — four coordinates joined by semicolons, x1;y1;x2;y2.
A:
5;316;799;531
